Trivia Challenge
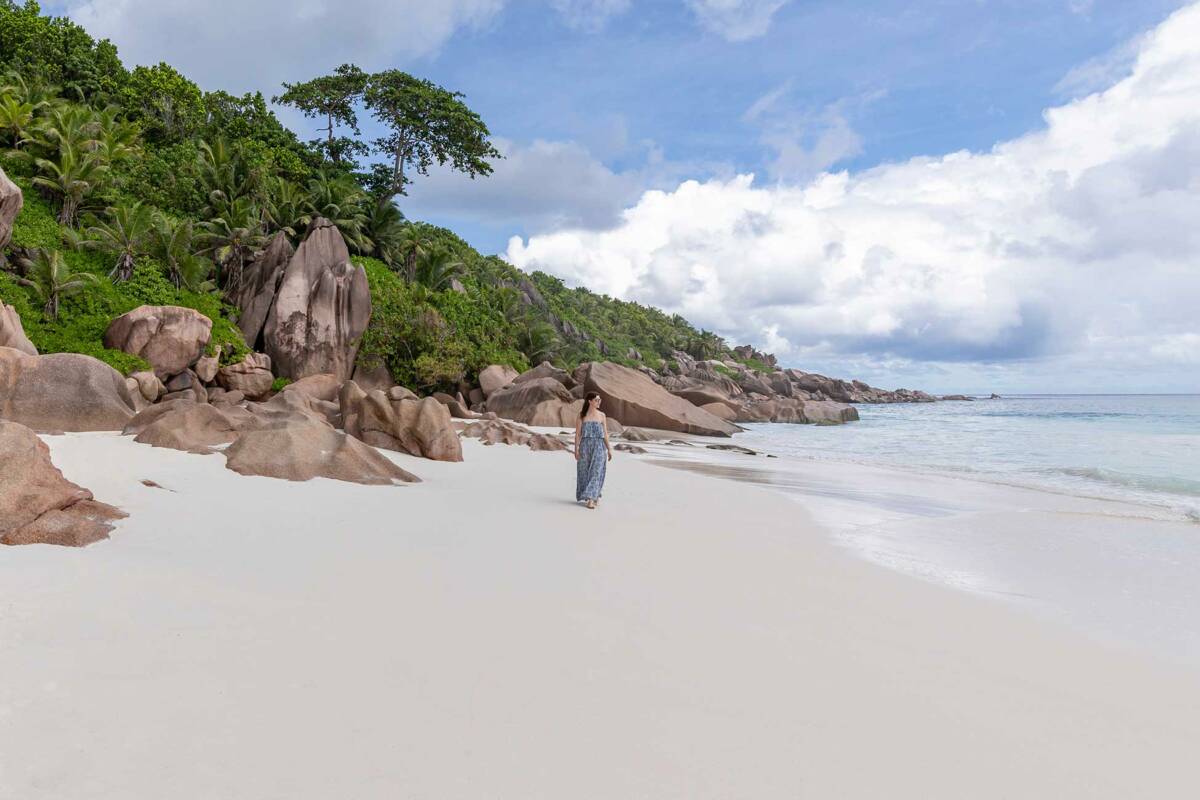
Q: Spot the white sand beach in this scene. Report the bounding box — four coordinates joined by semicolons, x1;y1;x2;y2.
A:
3;432;1199;799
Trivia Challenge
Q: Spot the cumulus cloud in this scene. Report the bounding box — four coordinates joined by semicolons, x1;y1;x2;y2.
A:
64;0;504;92
507;3;1200;389
404;137;646;232
686;0;792;41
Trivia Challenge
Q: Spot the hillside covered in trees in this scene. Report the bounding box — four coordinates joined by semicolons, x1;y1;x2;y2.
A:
0;0;746;393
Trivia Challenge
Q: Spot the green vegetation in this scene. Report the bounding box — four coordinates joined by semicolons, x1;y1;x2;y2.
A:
0;1;738;390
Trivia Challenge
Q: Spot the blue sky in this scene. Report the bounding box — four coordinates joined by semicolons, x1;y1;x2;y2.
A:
56;0;1200;392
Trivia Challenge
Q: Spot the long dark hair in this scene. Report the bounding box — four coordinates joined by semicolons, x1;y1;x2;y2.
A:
580;392;600;419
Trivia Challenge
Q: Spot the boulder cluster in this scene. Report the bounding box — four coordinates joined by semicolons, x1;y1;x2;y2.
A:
463;351;894;435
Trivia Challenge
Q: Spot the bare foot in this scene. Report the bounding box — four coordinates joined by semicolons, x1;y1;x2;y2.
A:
585;499;596;509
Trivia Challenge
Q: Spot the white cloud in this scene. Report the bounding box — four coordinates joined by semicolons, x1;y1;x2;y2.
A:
551;0;631;31
686;0;791;42
65;0;504;92
506;3;1200;390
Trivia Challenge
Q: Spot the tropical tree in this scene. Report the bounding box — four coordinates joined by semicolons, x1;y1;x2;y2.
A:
32;140;108;225
304;170;370;251
273;63;369;166
261;176;309;240
80;201;155;282
31;102;99;153
0;93;34;149
14;248;100;319
362;70;501;203
413;247;465;292
395;224;433;282
517;320;561;365
362;198;406;265
197;195;265;293
0;70;60;113
148;213;209;289
92;105;140;163
197;137;257;216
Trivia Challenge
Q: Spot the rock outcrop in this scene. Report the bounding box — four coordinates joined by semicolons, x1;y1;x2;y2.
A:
132;403;242;454
103;305;213;379
478;364;519;398
0;165;21;253
575;361;739;437
0;347;138;432
0;421;126;547
484;377;577;427
0;303;36;355
234;231;294;348
513;361;575;389
340;384;463;462
216;352;274;400
263;217;371;381
460;418;569;453
224;418;419;485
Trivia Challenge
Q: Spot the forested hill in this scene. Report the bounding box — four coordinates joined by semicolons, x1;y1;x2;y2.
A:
0;0;744;393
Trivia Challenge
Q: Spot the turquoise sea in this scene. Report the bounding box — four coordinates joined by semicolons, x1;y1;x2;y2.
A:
721;395;1200;661
737;394;1200;523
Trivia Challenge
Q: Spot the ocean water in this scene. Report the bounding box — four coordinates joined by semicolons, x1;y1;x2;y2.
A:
736;394;1200;523
711;395;1200;662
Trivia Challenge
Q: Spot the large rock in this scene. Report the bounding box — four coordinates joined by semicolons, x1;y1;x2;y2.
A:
128;370;166;403
478;364;519;398
263;217;371;381
0;165;21;253
224;419;419;485
0;421;125;547
0;303;36;355
460;418;569;453
513;361;575;389
132;403;242;454
0;347;137;432
341;388;463;462
351;359;394;393
576;361;739;437
234;231;294;348
279;373;342;403
485;377;576;427
103;305;213;379
216;353;274;400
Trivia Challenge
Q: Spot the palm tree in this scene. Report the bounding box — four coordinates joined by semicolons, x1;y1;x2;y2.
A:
197;137;257;215
0;71;60;112
261;176;309;240
414;247;465;292
363;198;406;265
305;171;370;252
149;213;208;289
396;224;433;282
79;202;154;282
518;320;561;365
15;248;99;319
0;94;34;150
198;195;266;294
32;140;109;225
32;103;100;154
91;106;140;163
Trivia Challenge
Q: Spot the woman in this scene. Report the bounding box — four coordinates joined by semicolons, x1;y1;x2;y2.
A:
574;391;612;509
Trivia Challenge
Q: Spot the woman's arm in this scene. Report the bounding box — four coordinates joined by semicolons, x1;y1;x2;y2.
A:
574;417;582;461
602;414;613;461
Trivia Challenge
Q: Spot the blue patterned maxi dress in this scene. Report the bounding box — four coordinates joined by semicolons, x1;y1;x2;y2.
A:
576;419;608;502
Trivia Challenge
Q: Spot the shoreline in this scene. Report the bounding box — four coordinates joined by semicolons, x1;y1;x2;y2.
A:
1;431;1198;798
632;432;1200;665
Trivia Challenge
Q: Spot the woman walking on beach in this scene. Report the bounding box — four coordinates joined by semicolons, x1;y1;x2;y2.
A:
575;392;612;509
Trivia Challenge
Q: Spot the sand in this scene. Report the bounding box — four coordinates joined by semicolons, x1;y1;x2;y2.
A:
2;431;1198;798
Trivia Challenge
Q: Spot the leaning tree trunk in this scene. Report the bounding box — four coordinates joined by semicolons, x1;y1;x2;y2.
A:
110;253;135;283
